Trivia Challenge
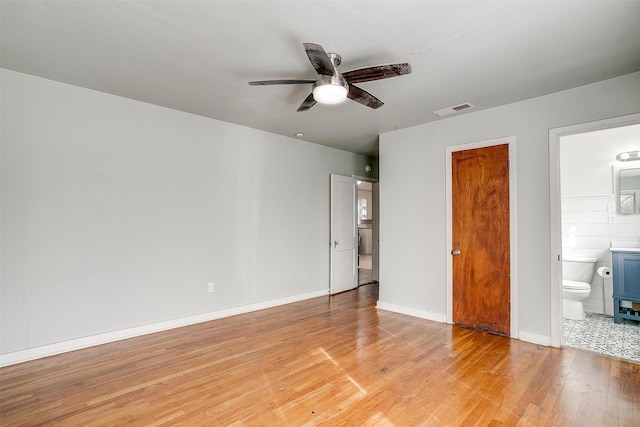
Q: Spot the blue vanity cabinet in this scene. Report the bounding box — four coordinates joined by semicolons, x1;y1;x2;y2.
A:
611;249;640;324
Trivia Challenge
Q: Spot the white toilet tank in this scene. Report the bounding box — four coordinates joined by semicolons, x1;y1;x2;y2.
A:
562;255;597;282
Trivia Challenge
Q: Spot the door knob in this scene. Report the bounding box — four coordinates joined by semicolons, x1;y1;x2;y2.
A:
451;249;461;256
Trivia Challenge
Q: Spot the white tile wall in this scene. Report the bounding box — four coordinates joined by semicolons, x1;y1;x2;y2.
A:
562;195;640;314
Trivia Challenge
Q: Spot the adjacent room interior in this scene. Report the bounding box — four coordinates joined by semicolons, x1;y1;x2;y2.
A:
558;124;640;362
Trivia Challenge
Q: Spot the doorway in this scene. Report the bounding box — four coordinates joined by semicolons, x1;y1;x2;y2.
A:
357;179;379;286
446;137;518;337
330;175;379;295
549;114;640;353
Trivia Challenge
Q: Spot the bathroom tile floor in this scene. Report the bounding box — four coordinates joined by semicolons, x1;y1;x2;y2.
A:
563;312;640;363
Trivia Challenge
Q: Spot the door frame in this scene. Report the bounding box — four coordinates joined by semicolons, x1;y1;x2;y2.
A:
548;113;640;347
445;136;518;337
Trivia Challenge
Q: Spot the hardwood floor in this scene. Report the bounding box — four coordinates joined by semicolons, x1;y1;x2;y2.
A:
1;284;639;426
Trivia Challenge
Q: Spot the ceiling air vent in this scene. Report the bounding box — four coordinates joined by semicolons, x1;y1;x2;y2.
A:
433;102;475;117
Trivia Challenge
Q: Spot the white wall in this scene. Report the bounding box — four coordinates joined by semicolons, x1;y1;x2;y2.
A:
378;72;640;340
0;69;372;357
561;125;640;197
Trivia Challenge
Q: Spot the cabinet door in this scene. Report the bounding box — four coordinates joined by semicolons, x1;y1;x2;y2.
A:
615;253;640;299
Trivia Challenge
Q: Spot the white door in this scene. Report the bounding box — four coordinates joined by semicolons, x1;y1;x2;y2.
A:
330;174;357;294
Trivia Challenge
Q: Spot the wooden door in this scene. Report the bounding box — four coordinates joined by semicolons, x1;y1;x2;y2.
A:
452;144;510;335
330;174;357;294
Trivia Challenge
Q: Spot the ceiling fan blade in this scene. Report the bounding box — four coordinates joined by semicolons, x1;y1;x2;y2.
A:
249;79;316;86
348;85;384;109
297;93;317;112
342;63;412;84
303;43;335;76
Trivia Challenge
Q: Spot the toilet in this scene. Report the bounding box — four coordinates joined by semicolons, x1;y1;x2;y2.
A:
562;255;597;320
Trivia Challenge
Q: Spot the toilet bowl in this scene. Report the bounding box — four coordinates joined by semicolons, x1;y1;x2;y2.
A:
562;255;597;320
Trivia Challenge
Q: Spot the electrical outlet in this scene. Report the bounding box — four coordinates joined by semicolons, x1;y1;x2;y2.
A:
208;282;215;293
608;214;616;224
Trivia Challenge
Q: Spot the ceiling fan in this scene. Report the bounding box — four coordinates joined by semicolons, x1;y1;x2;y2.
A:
249;43;412;112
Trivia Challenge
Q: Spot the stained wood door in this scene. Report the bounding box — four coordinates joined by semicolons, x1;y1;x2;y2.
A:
330;174;357;294
452;144;510;335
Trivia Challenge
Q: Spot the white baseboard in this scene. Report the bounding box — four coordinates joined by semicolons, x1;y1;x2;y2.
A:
376;302;552;347
0;288;329;367
376;301;447;323
518;330;551;346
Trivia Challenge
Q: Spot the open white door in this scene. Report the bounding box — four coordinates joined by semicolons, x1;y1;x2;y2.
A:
330;174;357;294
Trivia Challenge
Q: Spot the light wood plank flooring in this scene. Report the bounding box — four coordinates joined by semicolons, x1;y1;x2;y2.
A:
1;284;639;426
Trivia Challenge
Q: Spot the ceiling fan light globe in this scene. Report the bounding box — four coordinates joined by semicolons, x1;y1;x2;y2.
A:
313;84;348;105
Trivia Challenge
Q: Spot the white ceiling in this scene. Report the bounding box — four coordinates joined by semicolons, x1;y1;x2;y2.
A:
2;1;639;157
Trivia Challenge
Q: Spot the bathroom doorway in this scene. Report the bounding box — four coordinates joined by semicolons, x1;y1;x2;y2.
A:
550;114;640;362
